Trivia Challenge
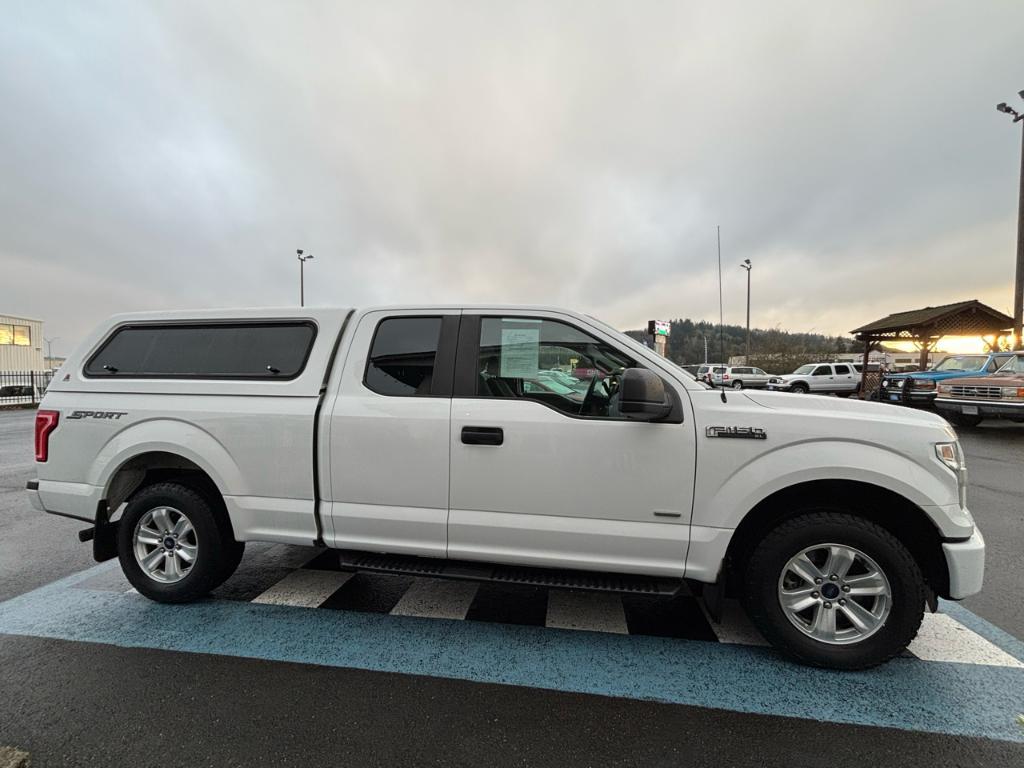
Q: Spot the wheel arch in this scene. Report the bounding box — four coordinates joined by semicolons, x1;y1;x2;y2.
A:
102;450;228;516
723;479;950;601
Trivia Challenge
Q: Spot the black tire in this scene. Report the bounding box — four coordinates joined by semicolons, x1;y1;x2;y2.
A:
117;482;235;603
214;537;246;589
951;413;983;428
741;511;925;670
731;380;744;390
790;382;809;394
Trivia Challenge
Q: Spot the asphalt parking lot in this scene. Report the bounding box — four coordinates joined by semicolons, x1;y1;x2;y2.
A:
1;407;1022;765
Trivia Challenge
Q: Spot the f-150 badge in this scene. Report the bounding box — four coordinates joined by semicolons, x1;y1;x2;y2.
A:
706;426;767;440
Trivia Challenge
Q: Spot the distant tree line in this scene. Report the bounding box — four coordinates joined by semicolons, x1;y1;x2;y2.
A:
623;319;860;375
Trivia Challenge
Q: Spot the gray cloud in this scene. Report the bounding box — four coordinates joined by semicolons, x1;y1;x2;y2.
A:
2;0;1022;355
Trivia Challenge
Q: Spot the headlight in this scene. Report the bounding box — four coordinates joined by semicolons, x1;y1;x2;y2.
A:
895;380;906;389
881;379;889;387
1002;387;1024;400
937;384;952;395
935;441;963;471
935;441;968;508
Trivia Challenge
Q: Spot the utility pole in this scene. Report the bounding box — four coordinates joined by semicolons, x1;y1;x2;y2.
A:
740;259;752;363
717;226;724;363
297;249;314;307
996;93;1024;349
44;337;58;363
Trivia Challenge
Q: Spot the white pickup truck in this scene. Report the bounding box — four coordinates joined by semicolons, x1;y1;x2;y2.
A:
27;306;984;669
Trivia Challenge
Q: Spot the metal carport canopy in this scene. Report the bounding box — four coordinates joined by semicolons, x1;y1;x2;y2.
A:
849;299;1013;388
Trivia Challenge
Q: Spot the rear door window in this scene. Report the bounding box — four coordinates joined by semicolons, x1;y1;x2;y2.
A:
364;316;443;396
85;322;316;379
812;366;832;376
834;365;851;375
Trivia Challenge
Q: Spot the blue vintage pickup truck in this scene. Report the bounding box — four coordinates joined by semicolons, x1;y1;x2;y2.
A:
879;352;1015;406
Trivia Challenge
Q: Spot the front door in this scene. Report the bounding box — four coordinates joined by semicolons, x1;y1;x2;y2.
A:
448;312;695;578
810;364;835;392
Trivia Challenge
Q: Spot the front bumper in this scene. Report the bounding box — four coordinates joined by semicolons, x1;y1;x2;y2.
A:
935;397;1024;418
942;528;985;599
880;386;936;405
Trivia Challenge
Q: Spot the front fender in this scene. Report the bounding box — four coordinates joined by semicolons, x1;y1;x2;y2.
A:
694;439;967;537
89;417;243;499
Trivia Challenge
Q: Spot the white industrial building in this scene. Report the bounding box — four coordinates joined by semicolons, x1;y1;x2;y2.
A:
0;313;45;372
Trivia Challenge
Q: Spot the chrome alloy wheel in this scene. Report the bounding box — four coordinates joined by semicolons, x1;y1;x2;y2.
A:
777;543;892;645
133;506;198;583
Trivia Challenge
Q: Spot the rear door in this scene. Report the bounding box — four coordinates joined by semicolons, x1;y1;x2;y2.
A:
447;312;695;577
325;310;459;557
832;364;856;391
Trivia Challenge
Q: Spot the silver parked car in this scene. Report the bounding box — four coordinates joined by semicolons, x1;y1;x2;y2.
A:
715;365;771;389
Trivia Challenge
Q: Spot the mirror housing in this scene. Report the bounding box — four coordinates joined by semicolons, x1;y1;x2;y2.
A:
619;368;679;422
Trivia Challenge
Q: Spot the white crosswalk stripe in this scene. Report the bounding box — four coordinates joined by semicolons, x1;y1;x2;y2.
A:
239;565;1023;669
252;569;354;608
908;612;1024;668
390;578;480;620
545;589;629;634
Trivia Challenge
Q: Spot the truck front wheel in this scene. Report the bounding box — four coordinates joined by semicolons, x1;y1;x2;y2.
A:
741;511;925;669
117;482;239;603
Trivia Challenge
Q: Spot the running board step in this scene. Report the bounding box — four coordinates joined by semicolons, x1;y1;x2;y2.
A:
336;550;682;596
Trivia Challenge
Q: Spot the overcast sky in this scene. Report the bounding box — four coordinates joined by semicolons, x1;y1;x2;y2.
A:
2;1;1023;354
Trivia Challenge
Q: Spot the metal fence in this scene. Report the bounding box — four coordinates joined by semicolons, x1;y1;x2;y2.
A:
0;370;55;406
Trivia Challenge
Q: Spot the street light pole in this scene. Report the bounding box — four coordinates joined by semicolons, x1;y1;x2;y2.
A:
717;226;724;364
740;259;752;362
296;249;314;307
44;337;58;365
996;93;1024;349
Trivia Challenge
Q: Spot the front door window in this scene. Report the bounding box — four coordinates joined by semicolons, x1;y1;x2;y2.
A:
477;317;636;418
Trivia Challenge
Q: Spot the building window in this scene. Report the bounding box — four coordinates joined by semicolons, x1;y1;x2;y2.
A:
0;324;31;346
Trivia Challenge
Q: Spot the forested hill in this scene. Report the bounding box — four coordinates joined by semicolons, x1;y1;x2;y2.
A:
623;319;859;372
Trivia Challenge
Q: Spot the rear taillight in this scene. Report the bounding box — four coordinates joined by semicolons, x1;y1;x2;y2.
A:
35;410;59;462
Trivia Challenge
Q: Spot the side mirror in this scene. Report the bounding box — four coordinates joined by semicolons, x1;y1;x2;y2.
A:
619;368;675;422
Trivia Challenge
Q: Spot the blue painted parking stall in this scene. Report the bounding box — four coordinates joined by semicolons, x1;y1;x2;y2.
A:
1;543;1022;744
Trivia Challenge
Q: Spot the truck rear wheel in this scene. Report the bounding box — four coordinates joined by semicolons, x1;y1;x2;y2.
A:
741;511;925;670
117;482;238;603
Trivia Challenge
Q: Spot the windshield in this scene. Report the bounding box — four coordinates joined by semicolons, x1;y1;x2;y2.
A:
933;355;988;372
995;355;1024;375
792;364;815;375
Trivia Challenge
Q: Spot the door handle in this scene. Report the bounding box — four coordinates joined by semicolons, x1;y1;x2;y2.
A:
462;426;504;446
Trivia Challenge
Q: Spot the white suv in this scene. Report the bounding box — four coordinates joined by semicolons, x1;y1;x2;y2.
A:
768;363;861;396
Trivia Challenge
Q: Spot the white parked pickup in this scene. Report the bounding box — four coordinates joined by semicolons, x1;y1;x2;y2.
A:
27;306;984;669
